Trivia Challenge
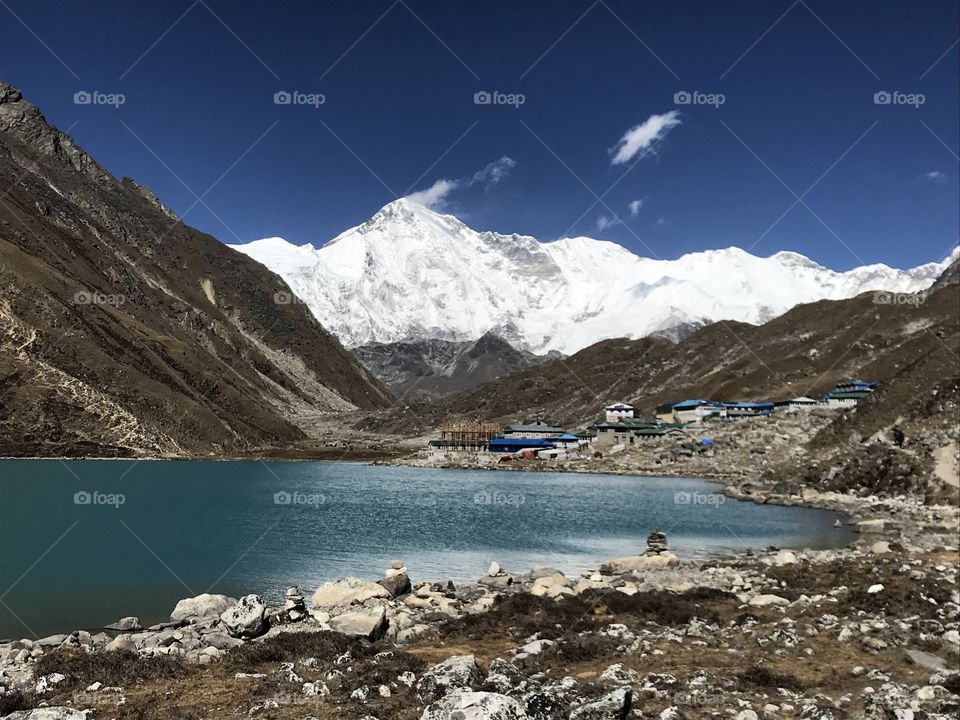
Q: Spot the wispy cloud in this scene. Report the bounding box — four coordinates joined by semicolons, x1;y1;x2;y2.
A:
923;170;948;184
596;215;621;232
610;111;681;165
471;156;516;186
628;198;646;216
406;178;458;208
406;156;517;209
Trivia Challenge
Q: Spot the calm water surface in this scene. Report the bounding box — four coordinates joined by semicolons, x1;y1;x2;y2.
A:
0;460;853;637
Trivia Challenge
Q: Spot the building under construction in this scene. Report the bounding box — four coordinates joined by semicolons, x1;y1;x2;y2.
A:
430;421;502;450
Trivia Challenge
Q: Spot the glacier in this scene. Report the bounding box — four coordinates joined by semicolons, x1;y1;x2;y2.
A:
231;198;957;355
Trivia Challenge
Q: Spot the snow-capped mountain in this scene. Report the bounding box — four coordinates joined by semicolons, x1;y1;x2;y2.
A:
231;199;956;355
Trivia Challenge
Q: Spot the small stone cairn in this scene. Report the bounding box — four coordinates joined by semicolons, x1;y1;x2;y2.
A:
646;528;669;555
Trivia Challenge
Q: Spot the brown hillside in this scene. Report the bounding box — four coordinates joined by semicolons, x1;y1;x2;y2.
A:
0;81;391;457
369;285;959;436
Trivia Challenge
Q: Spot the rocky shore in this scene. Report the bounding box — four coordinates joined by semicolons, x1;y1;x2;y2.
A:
1;485;957;720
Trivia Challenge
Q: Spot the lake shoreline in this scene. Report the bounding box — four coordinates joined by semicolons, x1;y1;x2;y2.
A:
1;499;957;718
2;458;957;717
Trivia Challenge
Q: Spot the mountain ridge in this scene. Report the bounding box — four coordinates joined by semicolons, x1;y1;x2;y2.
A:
232;198;956;355
0;80;391;457
352;331;560;399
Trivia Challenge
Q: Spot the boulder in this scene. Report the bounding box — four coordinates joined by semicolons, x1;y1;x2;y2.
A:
328;606;388;641
379;573;412;598
599;663;641;686
417;654;483;701
484;658;526;694
748;594;790;607
104;616;141;631
170;593;236;623
35;634;69;648
767;550;798;566
569;687;632;719
104;634;137;652
198;631;243;651
311;577;390;609
420;688;527;719
219;594;267;638
530;574;574;599
600;553;679;574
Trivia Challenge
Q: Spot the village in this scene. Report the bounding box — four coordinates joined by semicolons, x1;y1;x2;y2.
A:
425;380;884;466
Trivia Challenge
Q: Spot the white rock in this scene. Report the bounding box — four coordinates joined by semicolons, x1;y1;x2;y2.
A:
219;594;267;638
601;553;680;574
35;673;65;694
867;584;884;594
311;577;390;609
769;550;798;566
530;575;574;599
170;593;236;623
328;606;388;641
420;688;526;719
748;594;790;607
417;655;483;701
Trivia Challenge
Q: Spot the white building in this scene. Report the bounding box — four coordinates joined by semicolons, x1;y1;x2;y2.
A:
787;396;818;411
604;402;635;422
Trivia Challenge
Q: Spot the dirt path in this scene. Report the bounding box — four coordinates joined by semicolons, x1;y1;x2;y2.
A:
933;440;959;487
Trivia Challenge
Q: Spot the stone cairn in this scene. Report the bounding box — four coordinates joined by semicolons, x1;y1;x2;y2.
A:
646;528;669;555
284;586;307;622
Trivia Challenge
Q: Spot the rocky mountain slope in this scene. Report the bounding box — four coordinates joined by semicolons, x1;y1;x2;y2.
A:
352;332;558;399
0;81;390;457
232;198;955;355
367;280;959;443
931;255;960;290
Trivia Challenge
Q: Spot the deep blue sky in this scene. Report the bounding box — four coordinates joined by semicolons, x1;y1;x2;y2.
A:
1;0;957;269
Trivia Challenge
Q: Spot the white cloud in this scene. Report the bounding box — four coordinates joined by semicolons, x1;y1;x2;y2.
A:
924;170;947;183
470;156;516;186
609;111;681;165
596;215;621;232
406;156;517;209
406;178;458;209
628;198;646;216
656;217;669;227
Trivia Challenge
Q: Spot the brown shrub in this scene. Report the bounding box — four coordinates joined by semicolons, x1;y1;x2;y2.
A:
437;592;595;641
737;666;804;691
582;587;731;625
225;630;356;670
0;690;33;714
34;649;184;691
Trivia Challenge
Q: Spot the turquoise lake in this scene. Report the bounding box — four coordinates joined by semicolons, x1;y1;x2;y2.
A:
0;460;853;638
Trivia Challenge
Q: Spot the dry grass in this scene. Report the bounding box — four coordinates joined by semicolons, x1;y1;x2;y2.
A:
34;648;184;691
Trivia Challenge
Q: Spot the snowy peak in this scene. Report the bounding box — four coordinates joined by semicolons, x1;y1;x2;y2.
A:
230;201;956;355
